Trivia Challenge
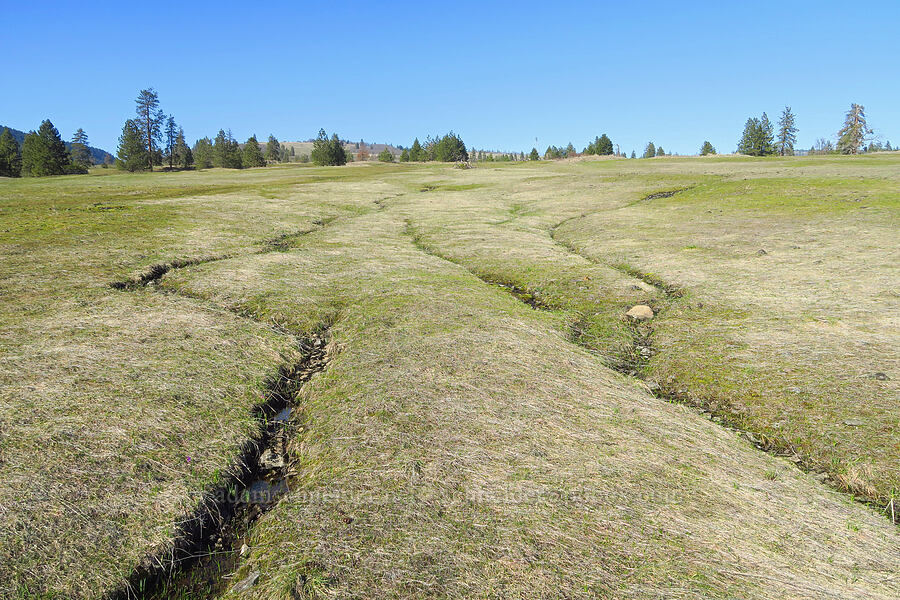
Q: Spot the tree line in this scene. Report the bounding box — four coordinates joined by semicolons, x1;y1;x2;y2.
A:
735;103;886;156
0;120;97;177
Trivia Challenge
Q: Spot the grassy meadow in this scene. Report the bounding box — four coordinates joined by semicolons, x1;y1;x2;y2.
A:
1;154;898;598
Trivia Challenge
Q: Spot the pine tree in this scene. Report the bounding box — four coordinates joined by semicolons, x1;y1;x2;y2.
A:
116;119;148;172
400;148;410;162
135;88;163;171
378;147;394;162
529;147;540;160
656;146;665;156
242;135;266;167
737;117;759;155
643;142;656;158
776;107;798;156
164;116;178;168
329;133;347;165
311;129;347;166
597;133;613;155
737;115;774;156
174;128;192;168
700;141;716;155
837;103;872;155
193;137;213;169
70;128;92;170
22;119;71;176
265;135;281;163
0;127;22;177
758;112;775;156
886;141;893;151
410;138;425;161
630;150;636;159
213;130;242;168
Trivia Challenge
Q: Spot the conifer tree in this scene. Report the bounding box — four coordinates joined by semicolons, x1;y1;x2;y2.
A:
643;142;656;158
22;120;71;176
378;147;394;162
737;117;759;155
164;116;178;168
70;128;92;170
192;137;213;169
311;129;347;166
173;128;192;168
837;103;872;155
776;107;798;156
0;127;22;177
242;135;266;167
758;112;775;155
116;119;148;172
212;129;242;168
529;147;540;160
400;148;410;162
265;135;281;163
656;146;665;157
700;141;716;155
410;138;425;161
135;88;163;171
630;150;636;159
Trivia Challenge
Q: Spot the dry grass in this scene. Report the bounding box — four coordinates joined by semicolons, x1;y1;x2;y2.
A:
1;155;898;598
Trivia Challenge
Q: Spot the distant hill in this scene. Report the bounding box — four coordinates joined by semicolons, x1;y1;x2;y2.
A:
281;140;402;161
1;124;115;165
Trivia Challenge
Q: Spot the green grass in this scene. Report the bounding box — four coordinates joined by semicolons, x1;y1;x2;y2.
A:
1;155;899;599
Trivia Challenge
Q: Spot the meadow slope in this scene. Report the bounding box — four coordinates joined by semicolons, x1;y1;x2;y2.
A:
0;155;897;598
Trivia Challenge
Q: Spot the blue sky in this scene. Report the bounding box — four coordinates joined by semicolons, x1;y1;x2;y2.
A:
3;1;898;155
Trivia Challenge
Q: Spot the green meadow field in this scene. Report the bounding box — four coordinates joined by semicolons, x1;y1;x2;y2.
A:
1;153;898;598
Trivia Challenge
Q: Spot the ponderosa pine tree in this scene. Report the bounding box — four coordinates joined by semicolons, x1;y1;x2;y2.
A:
700;141;716;155
656;146;665;156
643;142;656;158
837;103;872;155
116;119;148;172
242;135;266;167
776;106;798;156
22;120;71;176
135;88;163;171
70;128;92;170
400;148;410;162
0;127;22;177
529;147;540;160
378;147;394;162
192;137;213;169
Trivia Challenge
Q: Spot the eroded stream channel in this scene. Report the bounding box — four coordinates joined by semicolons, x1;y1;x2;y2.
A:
113;331;332;599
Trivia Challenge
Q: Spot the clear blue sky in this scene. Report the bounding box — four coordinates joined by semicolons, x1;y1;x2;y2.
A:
3;1;898;155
